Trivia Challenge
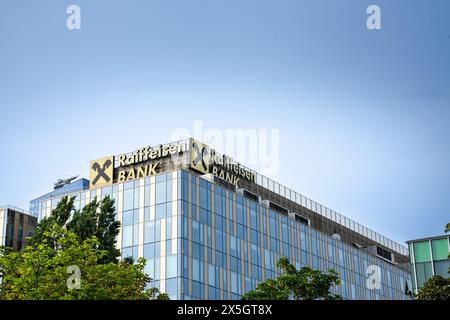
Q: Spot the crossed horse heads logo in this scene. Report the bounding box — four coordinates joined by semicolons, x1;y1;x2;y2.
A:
90;156;113;187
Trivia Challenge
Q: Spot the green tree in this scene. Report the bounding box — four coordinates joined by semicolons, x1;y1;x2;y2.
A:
30;195;120;264
0;224;168;300
416;275;450;300
242;257;341;300
0;197;169;300
67;196;120;264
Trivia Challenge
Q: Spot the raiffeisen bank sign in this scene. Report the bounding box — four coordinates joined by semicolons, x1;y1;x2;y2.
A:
88;139;256;189
190;139;256;187
89;141;187;188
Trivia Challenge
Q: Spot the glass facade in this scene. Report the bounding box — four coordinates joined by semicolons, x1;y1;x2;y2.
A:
178;170;410;300
31;169;412;300
408;236;450;294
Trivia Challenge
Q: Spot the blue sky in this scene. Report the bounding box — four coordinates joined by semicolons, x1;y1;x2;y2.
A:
0;0;449;246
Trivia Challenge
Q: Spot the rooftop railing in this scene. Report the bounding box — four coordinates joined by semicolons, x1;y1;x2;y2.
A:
105;138;410;257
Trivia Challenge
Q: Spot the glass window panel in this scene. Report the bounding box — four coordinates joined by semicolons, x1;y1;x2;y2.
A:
123;189;134;211
431;239;449;261
156;173;167;183
167;179;173;202
208;264;215;286
434;260;450;278
156;203;166;219
122;225;133;248
166;255;177;278
166;278;177;295
122;247;132;260
155;182;166;204
192;258;200;282
144;221;154;243
144;243;154;259
414;241;431;263
415;261;433;288
122;210;133;226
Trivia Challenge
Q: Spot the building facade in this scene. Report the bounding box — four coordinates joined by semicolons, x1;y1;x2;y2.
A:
406;235;450;295
0;206;37;251
29;138;412;300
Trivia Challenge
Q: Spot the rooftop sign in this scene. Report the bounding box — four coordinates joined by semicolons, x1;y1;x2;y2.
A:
88;139;255;189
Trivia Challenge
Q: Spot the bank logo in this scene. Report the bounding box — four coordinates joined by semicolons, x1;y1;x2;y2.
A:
191;139;210;174
90;156;114;188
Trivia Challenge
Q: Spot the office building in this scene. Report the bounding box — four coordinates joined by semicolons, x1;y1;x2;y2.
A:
29;138;412;299
0;205;37;251
406;235;450;295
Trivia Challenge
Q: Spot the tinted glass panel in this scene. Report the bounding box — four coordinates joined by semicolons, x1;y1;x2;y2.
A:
414;241;431;263
431;239;449;261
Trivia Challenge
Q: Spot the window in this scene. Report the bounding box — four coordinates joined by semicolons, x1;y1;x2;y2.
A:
155;182;166;204
144;221;154;243
216;230;223;252
155;203;166;219
251;244;258;264
193;258;200;282
300;232;307;251
431;239;449;261
123;189;134;211
264;249;271;269
434;260;450;277
122;210;134;226
414;241;431;263
154;258;160;280
167;179;173;202
122;225;133;247
339;248;345;267
230;235;237;257
193;220;200;243
155;220;161;241
208;264;215;286
200;208;208;224
250;209;257;230
144;184;150;206
415;262;433;288
166;255;177;278
231;272;238;294
200;187;208;209
165;278;177;295
144;243;154;259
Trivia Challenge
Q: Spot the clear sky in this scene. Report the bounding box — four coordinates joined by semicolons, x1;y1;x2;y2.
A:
0;0;449;247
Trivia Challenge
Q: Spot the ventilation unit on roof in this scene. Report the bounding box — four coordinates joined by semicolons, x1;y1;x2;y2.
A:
237;188;261;203
261;200;289;215
367;245;396;264
288;212;310;226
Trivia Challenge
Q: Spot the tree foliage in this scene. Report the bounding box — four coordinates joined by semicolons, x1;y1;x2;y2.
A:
0;224;163;299
0;196;168;300
30;195;120;264
416;275;450;300
241;257;341;300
